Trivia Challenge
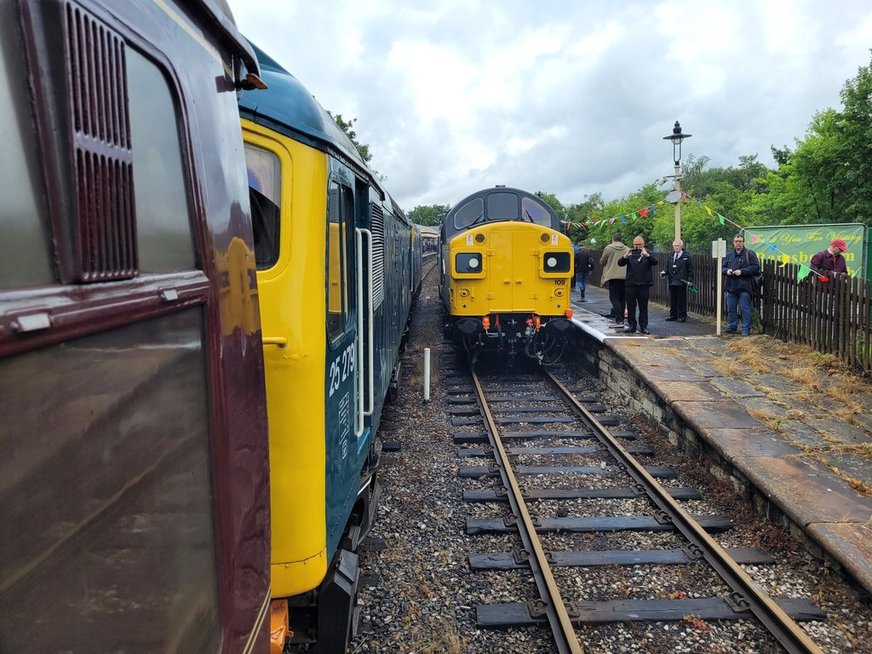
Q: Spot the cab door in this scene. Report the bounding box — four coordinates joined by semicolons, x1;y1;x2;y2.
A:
324;173;361;549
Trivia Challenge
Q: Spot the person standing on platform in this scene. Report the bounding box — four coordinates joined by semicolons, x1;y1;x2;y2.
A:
722;234;760;336
600;233;627;325
664;239;693;322
574;243;594;302
618;235;658;334
810;239;849;280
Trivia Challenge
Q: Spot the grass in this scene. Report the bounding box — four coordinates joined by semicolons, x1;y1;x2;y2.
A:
707;336;872;494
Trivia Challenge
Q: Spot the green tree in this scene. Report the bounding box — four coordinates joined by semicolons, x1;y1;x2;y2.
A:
408;204;450;226
327;112;372;164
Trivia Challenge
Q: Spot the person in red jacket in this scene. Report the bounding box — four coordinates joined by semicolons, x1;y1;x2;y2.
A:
810;239;849;280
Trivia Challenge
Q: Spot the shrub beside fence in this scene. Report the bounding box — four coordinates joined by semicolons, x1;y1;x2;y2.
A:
587;248;872;373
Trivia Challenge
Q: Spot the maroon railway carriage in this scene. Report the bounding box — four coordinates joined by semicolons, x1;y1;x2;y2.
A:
0;1;270;652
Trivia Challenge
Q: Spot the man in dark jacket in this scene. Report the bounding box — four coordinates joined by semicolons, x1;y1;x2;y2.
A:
574;244;594;301
617;235;658;334
722;234;760;336
664;239;693;322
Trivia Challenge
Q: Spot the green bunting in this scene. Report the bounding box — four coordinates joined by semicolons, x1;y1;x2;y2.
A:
797;264;812;282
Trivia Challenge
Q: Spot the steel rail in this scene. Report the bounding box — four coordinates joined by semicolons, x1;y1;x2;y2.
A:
544;370;824;654
471;367;584;654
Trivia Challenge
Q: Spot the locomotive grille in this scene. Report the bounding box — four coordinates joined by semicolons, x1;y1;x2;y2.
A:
66;3;137;281
370;203;385;308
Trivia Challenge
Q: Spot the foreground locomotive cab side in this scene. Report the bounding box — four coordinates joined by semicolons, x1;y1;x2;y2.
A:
0;1;271;652
439;187;574;363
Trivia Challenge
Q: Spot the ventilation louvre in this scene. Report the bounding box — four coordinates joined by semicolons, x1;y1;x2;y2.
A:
66;2;136;281
370;203;385;308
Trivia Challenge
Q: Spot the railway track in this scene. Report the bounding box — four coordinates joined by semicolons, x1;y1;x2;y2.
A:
449;359;827;653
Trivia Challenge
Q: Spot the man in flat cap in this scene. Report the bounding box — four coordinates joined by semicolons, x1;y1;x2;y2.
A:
810;239;849;280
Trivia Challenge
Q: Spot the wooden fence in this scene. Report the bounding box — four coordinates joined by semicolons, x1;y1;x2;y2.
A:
587;249;872;373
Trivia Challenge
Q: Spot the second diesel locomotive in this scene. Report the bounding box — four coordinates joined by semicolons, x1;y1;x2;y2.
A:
239;45;421;652
439;186;575;362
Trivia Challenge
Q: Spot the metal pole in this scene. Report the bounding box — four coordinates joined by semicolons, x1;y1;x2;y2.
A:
423;347;431;401
716;238;724;336
674;161;682;241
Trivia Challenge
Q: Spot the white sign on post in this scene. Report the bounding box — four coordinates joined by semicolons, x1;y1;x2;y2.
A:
713;238;725;336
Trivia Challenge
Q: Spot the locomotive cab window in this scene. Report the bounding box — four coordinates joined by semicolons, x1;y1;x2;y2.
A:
245;144;281;269
0;6;52;289
128;49;195;273
522;196;553;226
327;180;353;341
486;191;519;221
453;197;484;230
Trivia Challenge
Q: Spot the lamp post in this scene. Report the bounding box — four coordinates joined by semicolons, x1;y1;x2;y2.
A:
662;121;692;241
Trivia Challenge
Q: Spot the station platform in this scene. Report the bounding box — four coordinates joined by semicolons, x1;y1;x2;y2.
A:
569;285;872;595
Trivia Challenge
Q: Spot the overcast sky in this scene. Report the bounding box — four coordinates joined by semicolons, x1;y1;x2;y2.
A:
230;1;872;212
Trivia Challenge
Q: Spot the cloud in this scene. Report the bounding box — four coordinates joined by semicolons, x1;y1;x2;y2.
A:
231;0;872;212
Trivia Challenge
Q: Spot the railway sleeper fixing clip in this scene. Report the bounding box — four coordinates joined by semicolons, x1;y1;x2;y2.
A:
503;515;518;528
563;602;581;621
632;483;646;496
725;591;751;613
653;510;673;525
527;600;548;619
682;544;705;561
513;549;530;565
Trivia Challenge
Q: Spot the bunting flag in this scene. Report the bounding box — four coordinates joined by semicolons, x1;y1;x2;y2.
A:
638;207;649;219
682;280;699;294
679;190;829;283
797;264;812;282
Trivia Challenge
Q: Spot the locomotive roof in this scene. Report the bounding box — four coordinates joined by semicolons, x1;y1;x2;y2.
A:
239;44;369;172
441;186;561;241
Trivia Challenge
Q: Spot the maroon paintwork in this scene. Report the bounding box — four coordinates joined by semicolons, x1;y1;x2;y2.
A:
0;1;269;652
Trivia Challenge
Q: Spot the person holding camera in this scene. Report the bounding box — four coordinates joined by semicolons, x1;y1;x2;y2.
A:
663;239;693;322
617;235;658;334
722;234;760;336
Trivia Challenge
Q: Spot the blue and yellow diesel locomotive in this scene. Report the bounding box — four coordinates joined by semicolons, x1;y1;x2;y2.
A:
439;186;575;362
239;46;420;652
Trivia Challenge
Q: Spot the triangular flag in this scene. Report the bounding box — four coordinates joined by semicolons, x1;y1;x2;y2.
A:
620;215;627;223
704;205;713;217
797;264;812;282
638;207;649;219
780;254;790;265
716;213;725;225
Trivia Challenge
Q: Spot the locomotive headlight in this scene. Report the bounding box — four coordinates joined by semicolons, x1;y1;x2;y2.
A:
455;252;482;273
542;251;571;273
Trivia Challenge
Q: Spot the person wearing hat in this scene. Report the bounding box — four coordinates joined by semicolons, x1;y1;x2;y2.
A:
810;239;849;279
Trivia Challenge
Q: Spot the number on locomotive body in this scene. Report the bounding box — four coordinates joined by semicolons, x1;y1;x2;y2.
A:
328;342;355;397
554;279;566;286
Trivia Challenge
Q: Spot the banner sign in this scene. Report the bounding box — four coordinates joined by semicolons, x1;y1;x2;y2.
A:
745;223;867;278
